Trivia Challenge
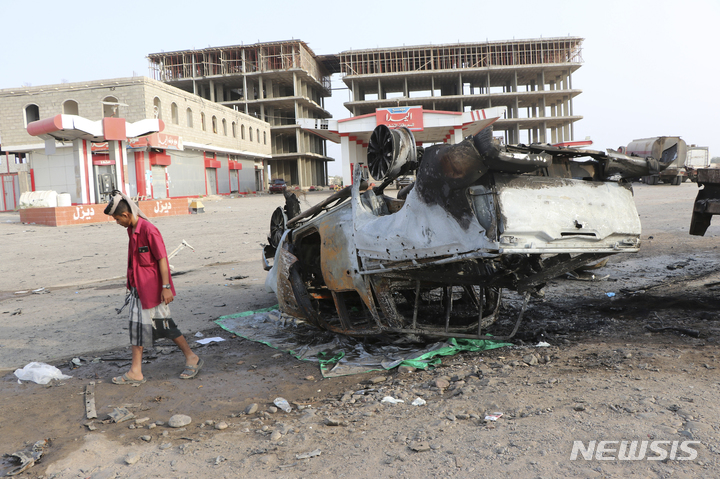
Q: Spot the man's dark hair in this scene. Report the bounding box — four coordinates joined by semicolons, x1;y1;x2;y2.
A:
114;199;131;215
104;191;132;216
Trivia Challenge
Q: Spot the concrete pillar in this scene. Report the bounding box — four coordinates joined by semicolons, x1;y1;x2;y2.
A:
242;50;249;114
541;121;547;143
111;140;129;195
73;139;95;204
217;83;224;102
404;78;408;97
258;76;264;100
341;136;353;186
352;80;358;101
378;79;383;100
452;126;464;145
431;76;435;96
209;80;215;102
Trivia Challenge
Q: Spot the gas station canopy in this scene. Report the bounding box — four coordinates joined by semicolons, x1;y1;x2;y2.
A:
27;114;164;143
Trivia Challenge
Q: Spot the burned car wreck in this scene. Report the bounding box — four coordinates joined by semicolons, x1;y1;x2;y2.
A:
263;121;669;339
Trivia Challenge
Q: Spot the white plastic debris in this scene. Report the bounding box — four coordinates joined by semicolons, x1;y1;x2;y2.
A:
195;337;225;345
296;449;321;459
606;292;616;297
194;332;204;338
273;397;292;413
484;412;504;421
411;397;427;406
14;362;72;384
381;396;405;404
535;341;551;348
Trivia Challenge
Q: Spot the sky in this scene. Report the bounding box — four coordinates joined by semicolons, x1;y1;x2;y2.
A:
2;0;718;176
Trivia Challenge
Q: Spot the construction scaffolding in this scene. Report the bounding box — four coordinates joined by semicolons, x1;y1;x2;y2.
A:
148;40;333;189
148;40;331;91
338;38;583;76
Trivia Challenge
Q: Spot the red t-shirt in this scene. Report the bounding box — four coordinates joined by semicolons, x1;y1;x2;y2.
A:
126;217;175;309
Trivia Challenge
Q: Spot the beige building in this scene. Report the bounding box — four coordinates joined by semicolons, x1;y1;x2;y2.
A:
147;40;332;188
0;76;272;207
321;37;584;145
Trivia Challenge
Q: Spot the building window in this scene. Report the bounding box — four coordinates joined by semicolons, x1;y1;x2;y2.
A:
232;121;236;138
24;104;40;126
63;100;79;115
212;115;217;134
249;127;253;142
102;96;119;117
222;118;227;136
263;131;267;145
186;108;193;128
201;113;206;131
241;124;245;140
171;102;179;124
153;97;162;119
257;128;260;143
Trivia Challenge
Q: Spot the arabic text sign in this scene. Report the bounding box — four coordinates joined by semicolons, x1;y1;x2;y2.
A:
73;206;96;221
375;106;424;131
153;201;172;214
128;133;183;151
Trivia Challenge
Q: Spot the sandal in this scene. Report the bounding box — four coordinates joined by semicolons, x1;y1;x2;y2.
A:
180;358;204;379
112;373;146;385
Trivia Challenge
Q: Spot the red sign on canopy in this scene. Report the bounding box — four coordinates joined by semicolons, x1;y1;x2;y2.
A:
375;106;424;131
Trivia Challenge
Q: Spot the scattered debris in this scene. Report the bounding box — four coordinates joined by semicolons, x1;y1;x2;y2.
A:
108;407;135;424
411;397;427;406
296;449;321;460
381;396;405;405
273;398;292;413
85;382;97;419
3;439;48;476
484;412;504;421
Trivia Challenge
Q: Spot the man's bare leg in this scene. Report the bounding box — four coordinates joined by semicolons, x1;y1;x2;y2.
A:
172;335;199;366
119;345;144;381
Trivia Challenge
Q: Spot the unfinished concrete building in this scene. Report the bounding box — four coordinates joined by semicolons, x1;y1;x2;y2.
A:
324;37;583;145
147;40;332;188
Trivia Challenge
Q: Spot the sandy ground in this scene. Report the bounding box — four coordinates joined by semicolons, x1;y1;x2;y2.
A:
2;182;720;478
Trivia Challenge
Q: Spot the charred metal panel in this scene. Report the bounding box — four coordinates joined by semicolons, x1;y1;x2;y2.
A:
353;186;497;261
316;205;357;292
275;247;307;320
493;174;641;254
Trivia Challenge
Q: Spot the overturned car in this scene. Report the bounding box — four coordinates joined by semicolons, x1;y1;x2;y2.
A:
263;119;669;339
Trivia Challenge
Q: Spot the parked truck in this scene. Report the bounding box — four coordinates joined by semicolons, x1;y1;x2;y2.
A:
625;136;687;185
685;146;710;182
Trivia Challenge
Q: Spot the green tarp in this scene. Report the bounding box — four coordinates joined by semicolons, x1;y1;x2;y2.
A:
216;307;511;378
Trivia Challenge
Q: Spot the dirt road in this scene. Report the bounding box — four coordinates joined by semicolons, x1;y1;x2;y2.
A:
2;182;720;478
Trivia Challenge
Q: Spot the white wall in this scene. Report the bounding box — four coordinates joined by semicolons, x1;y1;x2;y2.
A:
29;147;79;203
